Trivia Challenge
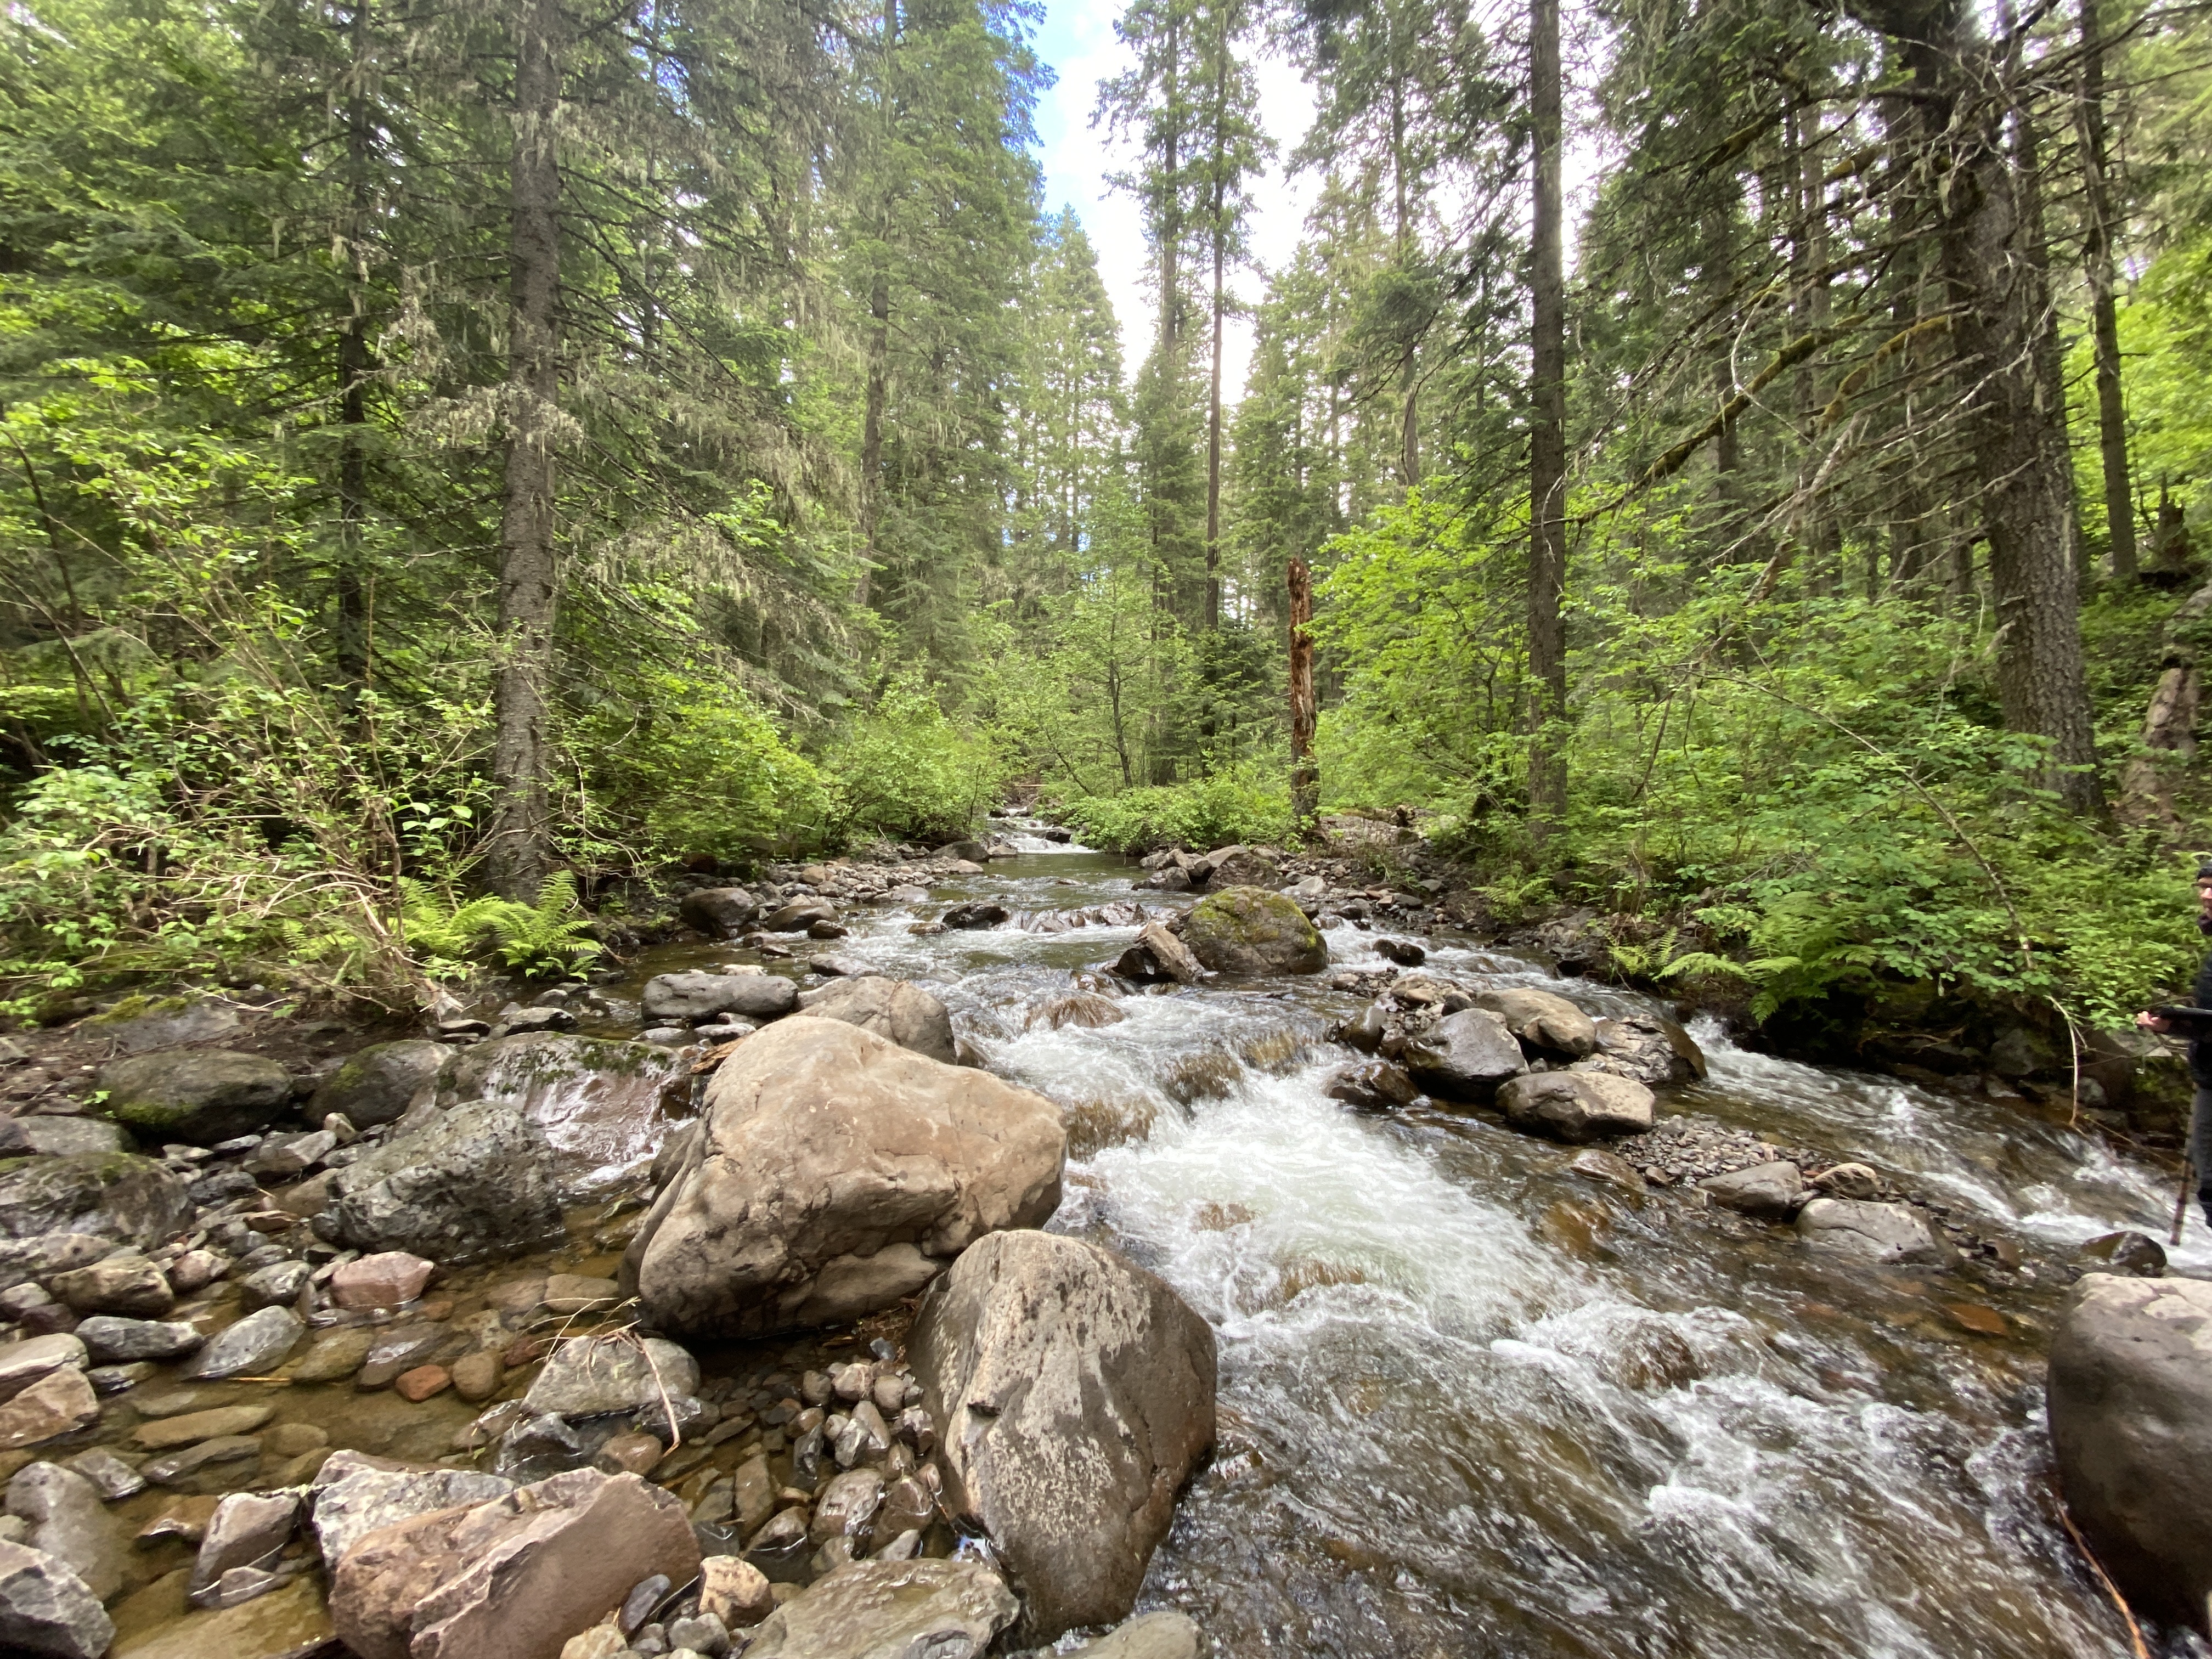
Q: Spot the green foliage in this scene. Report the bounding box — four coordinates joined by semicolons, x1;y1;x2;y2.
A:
399;874;601;981
826;669;1009;843
1049;760;1294;853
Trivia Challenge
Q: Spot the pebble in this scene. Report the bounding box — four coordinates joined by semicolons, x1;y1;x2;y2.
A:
393;1364;452;1402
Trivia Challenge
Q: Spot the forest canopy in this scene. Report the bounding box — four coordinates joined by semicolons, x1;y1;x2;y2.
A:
3;0;2211;1029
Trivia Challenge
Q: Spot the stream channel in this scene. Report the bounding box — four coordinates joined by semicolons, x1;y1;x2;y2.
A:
588;828;2205;1659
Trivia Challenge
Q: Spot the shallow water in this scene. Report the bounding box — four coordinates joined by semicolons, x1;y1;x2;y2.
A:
605;832;2199;1657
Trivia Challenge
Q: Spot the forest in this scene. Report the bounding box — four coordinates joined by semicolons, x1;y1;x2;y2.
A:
4;0;2211;1035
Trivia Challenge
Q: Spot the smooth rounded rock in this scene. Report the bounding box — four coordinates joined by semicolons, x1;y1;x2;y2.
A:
1472;987;1599;1057
183;1306;304;1380
309;1041;454;1130
737;1559;1016;1659
640;973;799;1026
1402;1009;1527;1100
1179;887;1328;977
94;1051;292;1146
1696;1160;1804;1220
1793;1198;1939;1263
317;1103;562;1263
1497;1071;1655;1142
794;977;957;1064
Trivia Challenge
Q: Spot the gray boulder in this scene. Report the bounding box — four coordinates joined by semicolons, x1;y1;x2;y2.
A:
911;1230;1216;1641
432;1034;691;1195
185;1305;304;1380
680;887;759;938
1697;1161;1804;1220
72;1316;202;1364
311;1452;517;1568
93;1049;291;1144
0;1541;111;1659
521;1336;700;1418
318;1102;562;1262
1192;845;1279;889
48;1253;172;1317
0;1156;191;1250
1498;1072;1655;1142
1073;1612;1204;1659
0;1120;129;1159
1472;987;1599;1057
1111;923;1207;985
0;1339;87;1404
1793;1198;1940;1263
1180;887;1327;976
1402;1009;1527;1099
311;1040;454;1129
1588;1015;1707;1085
740;1560;1017;1659
640;972;800;1025
2047;1273;2212;1627
4;1463;120;1599
626;1017;1063;1340
795;977;957;1064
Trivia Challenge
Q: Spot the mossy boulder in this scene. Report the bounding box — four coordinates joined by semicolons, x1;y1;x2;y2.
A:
1180;887;1328;977
310;1040;454;1129
0;1152;193;1247
96;1049;292;1144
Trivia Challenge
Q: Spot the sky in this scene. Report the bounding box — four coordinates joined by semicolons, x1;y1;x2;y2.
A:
1026;0;1318;400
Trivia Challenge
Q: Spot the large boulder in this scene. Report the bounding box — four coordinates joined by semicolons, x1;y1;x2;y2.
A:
740;1559;1017;1659
640;972;800;1026
1401;1009;1527;1099
1111;923;1206;985
625;1018;1064;1339
680;887;759;938
1472;988;1599;1058
5;1463;121;1600
1179;887;1327;977
2047;1274;2212;1628
330;1469;699;1659
1192;844;1279;889
1792;1198;1940;1263
0;1155;191;1250
93;1050;291;1144
316;1103;563;1262
311;1452;517;1569
796;977;957;1064
1697;1160;1804;1220
0;1540;111;1659
433;1034;691;1194
0;1120;129;1159
910;1230;1216;1641
1497;1072;1655;1142
311;1041;454;1130
1588;1015;1707;1086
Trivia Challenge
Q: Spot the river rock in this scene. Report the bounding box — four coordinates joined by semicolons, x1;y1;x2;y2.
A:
940;901;1009;929
330;1468;700;1659
1588;1015;1707;1085
0;1368;98;1450
2078;1231;2168;1277
1793;1198;1939;1263
2047;1273;2212;1626
1073;1611;1203;1659
310;1452;517;1567
48;1254;171;1318
1111;923;1207;985
1192;845;1278;889
183;1305;303;1380
133;1406;274;1450
911;1229;1215;1640
1322;1062;1419;1112
94;1051;291;1146
0;1119;130;1159
1498;1072;1655;1142
72;1317;200;1364
0;1338;87;1404
680;888;759;938
641;973;800;1025
522;1336;700;1418
698;1555;773;1628
0;1156;193;1250
310;1041;454;1130
1696;1160;1804;1220
1402;1009;1527;1099
190;1490;298;1594
433;1034;692;1194
317;1102;562;1262
1025;992;1126;1032
0;1539;111;1659
330;1251;437;1310
1809;1162;1882;1200
627;1017;1063;1339
109;1574;329;1659
5;1464;120;1599
1473;988;1599;1058
1180;887;1327;977
740;1559;1017;1659
796;977;957;1064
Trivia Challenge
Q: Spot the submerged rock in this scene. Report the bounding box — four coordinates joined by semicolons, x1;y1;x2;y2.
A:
1180;887;1327;977
317;1103;562;1262
797;977;957;1064
2047;1273;2212;1628
433;1033;692;1195
738;1560;1017;1659
522;1336;699;1419
911;1229;1216;1641
1072;1611;1204;1659
628;1018;1062;1339
93;1050;291;1145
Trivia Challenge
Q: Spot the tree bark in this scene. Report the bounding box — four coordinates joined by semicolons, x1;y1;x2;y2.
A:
1526;0;1569;841
487;0;563;900
1391;59;1417;489
1203;26;1226;633
1288;557;1317;827
2078;0;2135;579
335;4;374;703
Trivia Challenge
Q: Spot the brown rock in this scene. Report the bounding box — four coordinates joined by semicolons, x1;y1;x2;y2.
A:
289;1328;375;1384
484;1277;549;1317
697;1554;773;1629
592;1432;663;1477
393;1365;451;1403
331;1469;700;1659
49;1255;174;1318
0;1368;99;1451
132;1406;274;1451
540;1275;618;1316
329;1252;436;1311
627;1018;1064;1339
449;1352;503;1404
137;1496;220;1545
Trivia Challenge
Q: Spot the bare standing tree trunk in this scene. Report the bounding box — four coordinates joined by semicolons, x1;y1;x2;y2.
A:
1203;27;1226;634
1526;0;1570;842
487;0;563;899
2078;0;2136;579
335;0;376;704
1288;557;1317;828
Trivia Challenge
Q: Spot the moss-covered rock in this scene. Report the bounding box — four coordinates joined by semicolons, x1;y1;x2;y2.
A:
1180;887;1328;977
309;1039;454;1129
96;1049;292;1144
0;1151;193;1246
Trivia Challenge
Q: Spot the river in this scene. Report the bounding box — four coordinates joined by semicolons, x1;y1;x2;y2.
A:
613;831;2199;1658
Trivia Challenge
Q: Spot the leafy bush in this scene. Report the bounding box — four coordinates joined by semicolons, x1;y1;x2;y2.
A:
826;669;1009;843
1049;761;1295;854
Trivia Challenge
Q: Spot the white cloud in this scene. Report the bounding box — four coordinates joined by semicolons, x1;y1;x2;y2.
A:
1031;0;1318;402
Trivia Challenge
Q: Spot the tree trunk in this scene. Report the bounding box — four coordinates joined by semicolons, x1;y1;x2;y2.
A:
2078;0;2135;579
335;7;374;703
1391;62;1417;489
1205;227;1223;631
857;267;890;607
1526;0;1569;841
487;0;563;900
1288;557;1317;827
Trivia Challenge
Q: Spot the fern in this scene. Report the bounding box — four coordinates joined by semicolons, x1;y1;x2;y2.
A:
399;874;600;980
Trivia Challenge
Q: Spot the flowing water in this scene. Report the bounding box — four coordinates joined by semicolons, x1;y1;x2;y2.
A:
609;832;2208;1659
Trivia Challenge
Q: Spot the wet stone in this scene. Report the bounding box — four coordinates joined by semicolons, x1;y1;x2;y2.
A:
183;1306;303;1380
133;1406;274;1451
357;1324;450;1390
